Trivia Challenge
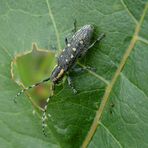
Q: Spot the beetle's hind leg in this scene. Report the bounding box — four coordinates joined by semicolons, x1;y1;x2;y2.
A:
65;20;77;45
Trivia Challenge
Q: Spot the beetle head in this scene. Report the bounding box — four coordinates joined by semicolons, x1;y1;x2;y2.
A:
50;65;65;84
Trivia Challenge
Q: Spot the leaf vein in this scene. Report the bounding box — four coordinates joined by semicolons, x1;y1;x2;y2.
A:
99;122;123;148
138;36;148;44
121;73;148;99
0;43;12;59
120;0;138;24
78;63;109;85
45;0;61;51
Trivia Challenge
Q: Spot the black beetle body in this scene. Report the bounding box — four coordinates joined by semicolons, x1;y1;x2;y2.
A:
13;24;105;136
50;25;94;83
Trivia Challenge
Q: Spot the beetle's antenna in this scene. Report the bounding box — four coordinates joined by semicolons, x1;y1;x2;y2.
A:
42;96;51;136
42;84;54;136
13;77;50;103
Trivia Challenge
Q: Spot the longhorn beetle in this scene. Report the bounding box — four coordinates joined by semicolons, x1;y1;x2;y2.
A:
13;24;105;136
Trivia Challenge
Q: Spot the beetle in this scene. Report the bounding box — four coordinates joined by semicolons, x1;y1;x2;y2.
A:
13;24;105;136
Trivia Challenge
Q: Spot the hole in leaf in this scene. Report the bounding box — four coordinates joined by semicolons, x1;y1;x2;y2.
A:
11;43;56;109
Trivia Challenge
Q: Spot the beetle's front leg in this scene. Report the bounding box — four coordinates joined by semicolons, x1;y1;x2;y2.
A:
67;75;77;94
51;83;55;95
72;66;96;73
88;33;105;49
65;37;68;45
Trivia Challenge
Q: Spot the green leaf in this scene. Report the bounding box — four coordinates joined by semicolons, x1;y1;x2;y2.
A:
0;0;148;148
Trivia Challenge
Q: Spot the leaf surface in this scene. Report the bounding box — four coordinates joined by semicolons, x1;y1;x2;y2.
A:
0;0;148;148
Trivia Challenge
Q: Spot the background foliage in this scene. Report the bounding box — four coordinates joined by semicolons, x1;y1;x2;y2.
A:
0;0;148;148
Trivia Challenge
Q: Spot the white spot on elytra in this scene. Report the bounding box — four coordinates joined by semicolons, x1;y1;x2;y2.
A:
66;59;68;62
80;40;83;44
72;48;76;52
71;54;74;58
67;44;71;47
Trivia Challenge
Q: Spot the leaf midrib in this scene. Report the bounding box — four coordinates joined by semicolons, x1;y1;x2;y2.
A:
82;2;148;148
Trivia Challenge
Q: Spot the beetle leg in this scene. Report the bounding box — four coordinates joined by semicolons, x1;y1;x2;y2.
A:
67;76;77;94
72;66;96;73
72;19;77;33
51;83;55;95
88;33;105;49
84;66;96;72
65;37;68;45
65;20;77;45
